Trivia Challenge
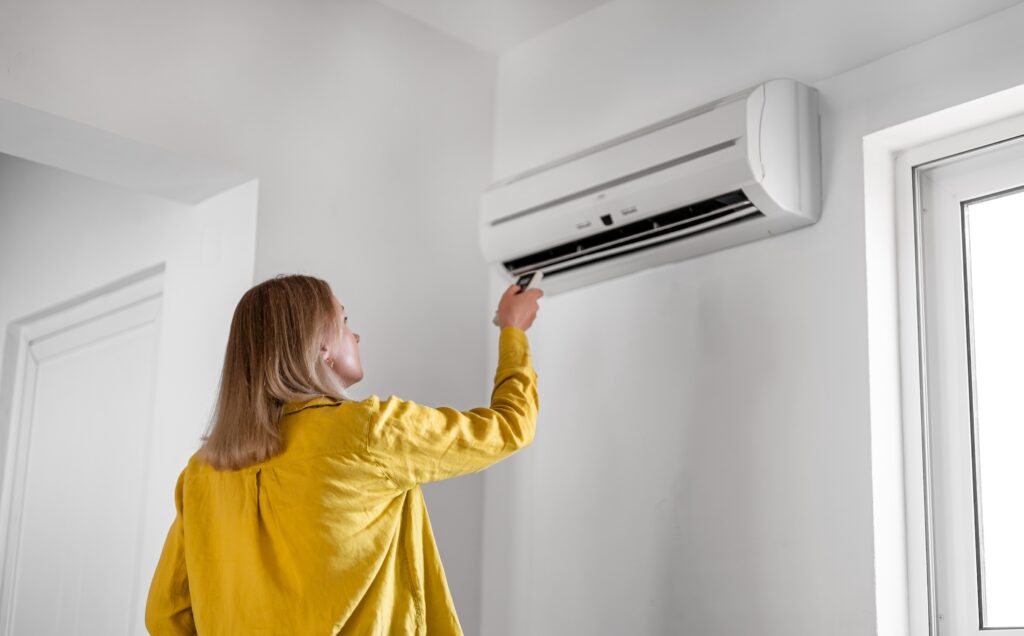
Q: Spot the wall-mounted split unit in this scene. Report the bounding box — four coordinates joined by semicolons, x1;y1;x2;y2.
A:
479;78;822;295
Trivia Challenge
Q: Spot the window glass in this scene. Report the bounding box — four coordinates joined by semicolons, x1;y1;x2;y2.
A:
963;188;1024;628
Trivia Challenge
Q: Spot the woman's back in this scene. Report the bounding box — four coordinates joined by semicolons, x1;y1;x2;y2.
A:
146;326;538;635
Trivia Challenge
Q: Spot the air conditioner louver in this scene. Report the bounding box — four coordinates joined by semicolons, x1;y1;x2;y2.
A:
504;190;762;278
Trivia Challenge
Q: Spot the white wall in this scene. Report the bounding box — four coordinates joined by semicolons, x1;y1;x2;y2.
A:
483;2;1024;634
0;1;496;632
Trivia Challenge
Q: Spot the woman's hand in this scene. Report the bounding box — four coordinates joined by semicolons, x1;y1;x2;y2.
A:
496;283;544;331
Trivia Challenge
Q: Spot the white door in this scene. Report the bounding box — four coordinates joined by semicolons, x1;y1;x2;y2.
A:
1;272;164;635
0;121;257;634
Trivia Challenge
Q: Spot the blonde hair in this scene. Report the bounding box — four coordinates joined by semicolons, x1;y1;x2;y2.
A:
199;274;351;470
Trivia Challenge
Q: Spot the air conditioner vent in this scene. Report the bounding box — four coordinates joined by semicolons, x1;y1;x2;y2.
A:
503;190;763;277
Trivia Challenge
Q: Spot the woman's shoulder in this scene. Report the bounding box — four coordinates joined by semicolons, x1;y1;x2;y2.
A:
276;396;393;456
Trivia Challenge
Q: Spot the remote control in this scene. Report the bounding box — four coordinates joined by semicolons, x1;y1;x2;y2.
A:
493;271;544;327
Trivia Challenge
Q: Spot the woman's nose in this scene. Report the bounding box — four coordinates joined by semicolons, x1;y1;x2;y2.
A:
355;333;361;343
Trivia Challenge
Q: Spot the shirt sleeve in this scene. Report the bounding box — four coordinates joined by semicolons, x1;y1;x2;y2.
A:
145;469;197;636
366;326;539;489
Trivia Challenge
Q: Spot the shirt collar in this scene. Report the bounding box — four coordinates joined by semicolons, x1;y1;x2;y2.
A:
282;395;345;416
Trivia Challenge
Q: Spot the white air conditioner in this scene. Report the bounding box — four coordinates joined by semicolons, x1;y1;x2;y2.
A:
479;78;821;295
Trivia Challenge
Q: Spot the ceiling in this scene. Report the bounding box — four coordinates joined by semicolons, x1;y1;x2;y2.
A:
377;0;1024;59
374;0;615;53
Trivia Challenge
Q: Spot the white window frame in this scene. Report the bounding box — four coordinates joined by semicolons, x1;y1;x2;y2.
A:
894;113;1024;636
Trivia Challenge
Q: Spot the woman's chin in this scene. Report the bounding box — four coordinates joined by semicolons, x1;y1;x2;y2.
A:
345;371;364;388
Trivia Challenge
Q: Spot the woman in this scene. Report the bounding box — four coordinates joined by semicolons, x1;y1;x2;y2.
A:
145;274;542;635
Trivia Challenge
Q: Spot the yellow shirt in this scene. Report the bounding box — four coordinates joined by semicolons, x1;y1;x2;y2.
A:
145;326;538;635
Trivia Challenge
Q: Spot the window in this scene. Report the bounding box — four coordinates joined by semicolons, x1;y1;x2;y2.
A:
915;135;1024;634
